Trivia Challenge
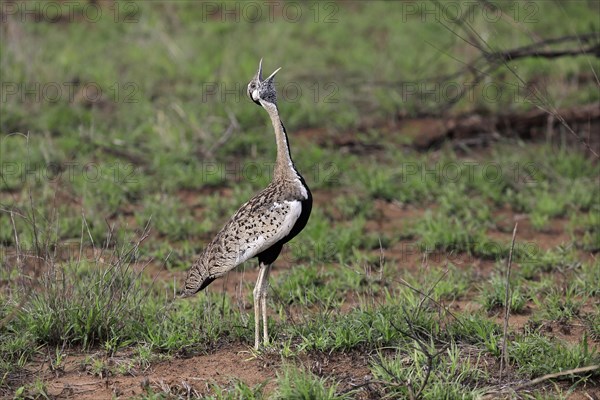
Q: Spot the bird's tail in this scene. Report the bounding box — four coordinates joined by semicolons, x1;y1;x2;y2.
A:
179;261;216;298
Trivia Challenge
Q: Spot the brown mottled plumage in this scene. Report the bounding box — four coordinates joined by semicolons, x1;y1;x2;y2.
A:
181;60;312;349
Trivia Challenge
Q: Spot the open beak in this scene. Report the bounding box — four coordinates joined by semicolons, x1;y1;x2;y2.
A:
255;59;281;83
265;67;281;83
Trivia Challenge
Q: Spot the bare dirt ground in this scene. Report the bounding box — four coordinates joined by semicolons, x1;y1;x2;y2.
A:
34;346;379;399
39;345;274;399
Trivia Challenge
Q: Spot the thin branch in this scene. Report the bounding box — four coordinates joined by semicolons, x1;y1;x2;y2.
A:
205;109;240;158
500;223;518;380
10;210;22;270
486;32;599;61
513;365;599;390
438;21;600;157
490;44;600;62
28;190;41;258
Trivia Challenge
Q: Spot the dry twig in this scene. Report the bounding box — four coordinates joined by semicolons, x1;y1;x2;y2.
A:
483;365;600;398
500;222;518;380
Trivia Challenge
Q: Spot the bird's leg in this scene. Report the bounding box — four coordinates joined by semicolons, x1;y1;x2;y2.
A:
259;263;272;346
253;265;266;350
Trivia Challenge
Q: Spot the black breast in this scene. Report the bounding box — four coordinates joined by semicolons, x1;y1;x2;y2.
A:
285;177;312;242
256;176;312;265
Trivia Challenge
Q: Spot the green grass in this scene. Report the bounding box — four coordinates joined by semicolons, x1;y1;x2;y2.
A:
509;333;598;378
274;366;351;400
585;307;600;341
371;342;488;399
570;209;600;252
518;245;579;279
415;210;489;255
573;261;600;298
446;314;502;356
479;273;529;314
0;230;249;365
534;284;584;323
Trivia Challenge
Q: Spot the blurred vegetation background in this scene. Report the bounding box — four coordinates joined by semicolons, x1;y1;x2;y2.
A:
2;1;598;135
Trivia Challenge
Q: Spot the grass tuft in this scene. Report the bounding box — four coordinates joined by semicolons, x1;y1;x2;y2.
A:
274;365;350;400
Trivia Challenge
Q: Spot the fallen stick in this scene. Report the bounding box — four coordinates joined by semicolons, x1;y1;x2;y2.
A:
511;365;600;391
483;364;600;398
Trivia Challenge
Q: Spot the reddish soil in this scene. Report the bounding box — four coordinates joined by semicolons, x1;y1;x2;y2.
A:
25;345;380;400
491;207;574;250
37;345;276;399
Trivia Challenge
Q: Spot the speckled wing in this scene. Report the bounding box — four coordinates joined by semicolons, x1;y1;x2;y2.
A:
181;197;302;297
233;199;302;265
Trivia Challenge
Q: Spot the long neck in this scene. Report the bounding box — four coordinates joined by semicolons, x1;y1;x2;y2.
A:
262;101;296;180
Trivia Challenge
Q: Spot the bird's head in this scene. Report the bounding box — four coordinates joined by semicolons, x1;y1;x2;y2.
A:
247;58;281;107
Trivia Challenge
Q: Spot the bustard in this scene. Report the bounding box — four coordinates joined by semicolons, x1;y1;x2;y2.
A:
181;59;312;349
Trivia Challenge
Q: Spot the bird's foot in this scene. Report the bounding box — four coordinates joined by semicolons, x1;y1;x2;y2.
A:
239;342;277;360
239;345;263;361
